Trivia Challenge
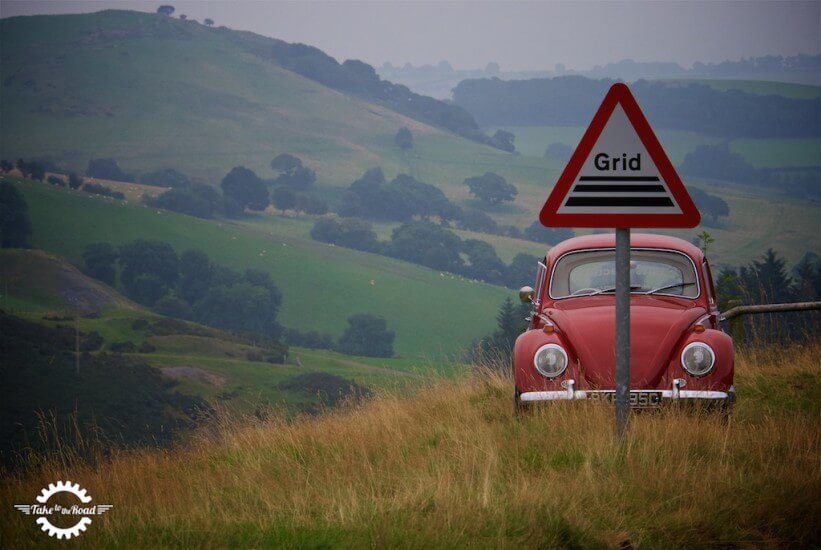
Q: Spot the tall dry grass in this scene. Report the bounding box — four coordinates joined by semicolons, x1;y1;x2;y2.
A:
2;345;819;547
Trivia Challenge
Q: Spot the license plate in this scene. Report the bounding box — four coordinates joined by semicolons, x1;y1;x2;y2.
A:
587;391;662;407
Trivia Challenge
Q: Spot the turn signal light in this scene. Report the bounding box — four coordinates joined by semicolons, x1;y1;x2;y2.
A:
543;324;555;334
693;324;705;333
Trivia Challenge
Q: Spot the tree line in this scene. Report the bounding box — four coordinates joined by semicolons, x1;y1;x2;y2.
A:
680;143;821;201
453;76;820;139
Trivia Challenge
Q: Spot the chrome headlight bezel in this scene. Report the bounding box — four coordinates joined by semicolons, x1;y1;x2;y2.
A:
533;343;568;379
680;342;715;377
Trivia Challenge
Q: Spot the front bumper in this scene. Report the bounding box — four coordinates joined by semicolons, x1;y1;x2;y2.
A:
519;379;733;403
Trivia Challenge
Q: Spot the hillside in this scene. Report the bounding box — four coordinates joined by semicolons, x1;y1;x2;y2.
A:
1;345;817;546
6;178;511;359
0;248;439;413
0;10;516;186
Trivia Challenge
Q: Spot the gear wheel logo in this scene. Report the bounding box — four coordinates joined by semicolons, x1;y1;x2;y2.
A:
13;480;113;540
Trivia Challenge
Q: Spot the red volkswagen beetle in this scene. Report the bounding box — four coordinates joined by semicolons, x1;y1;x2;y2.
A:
514;233;734;410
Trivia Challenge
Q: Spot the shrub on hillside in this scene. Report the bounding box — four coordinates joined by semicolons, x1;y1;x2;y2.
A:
310;218;382;253
87;158;133;182
82;183;125;200
220;166;268;212
270;154;303;172
144;184;221;219
0;182;32;248
83;242;119;285
463;172;518;206
386;221;463;272
523;221;574;245
336;314;395;358
141;168;190;188
395;127;413;150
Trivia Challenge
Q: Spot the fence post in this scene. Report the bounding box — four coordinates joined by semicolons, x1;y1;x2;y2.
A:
726;299;745;346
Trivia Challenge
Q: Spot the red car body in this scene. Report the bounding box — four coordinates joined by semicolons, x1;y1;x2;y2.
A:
514;233;734;408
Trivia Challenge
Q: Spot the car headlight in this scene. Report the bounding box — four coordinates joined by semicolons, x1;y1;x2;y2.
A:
533;344;568;378
680;342;715;377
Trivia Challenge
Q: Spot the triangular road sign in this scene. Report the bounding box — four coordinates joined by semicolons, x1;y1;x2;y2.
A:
540;83;700;228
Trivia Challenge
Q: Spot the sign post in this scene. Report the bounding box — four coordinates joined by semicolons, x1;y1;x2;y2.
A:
614;227;630;439
539;83;701;439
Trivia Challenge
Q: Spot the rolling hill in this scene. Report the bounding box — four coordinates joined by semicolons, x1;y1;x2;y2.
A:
5;177;511;359
1;10;818;267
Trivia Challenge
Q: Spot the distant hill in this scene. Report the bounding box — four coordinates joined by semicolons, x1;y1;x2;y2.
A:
0;10;508;185
453;76;821;137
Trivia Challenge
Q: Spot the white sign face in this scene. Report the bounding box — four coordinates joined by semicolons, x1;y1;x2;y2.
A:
557;105;683;215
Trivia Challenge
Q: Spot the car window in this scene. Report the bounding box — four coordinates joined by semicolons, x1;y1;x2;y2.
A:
550;249;699;299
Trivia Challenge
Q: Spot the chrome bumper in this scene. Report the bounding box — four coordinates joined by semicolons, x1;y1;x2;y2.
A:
520;379;732;402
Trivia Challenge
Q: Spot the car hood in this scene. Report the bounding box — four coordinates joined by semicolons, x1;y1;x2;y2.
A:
547;297;706;388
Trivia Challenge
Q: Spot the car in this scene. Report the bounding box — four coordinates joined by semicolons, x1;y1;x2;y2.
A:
514;233;734;411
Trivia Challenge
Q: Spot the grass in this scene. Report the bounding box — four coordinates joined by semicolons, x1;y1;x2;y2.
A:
1;344;817;546
7;178;511;359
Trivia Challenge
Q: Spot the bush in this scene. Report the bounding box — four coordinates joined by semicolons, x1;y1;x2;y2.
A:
109;341;137;353
87;158;133;182
271;186;297;210
464;172;518;206
144;185;220;218
83;242;118;285
457;208;499;233
140;168;190;188
67;173;83;189
395;127;413;150
220;167;269;211
47;175;65;186
0;181;32;248
311;218;382;253
82;183;125;200
336;314;395;357
270;154;303;171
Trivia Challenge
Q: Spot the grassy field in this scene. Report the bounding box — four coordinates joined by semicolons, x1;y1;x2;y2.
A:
0;248;445;415
2;344;817;546
6;178;512;359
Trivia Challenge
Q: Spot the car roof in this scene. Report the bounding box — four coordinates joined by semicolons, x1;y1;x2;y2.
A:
545;233;704;262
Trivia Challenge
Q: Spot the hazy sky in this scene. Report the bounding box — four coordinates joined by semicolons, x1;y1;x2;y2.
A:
2;1;819;71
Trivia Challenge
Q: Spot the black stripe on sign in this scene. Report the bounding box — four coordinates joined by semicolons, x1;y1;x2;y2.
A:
565;196;675;207
574;184;665;193
578;176;660;182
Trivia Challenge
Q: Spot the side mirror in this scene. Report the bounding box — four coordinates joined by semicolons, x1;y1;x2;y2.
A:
519;286;535;304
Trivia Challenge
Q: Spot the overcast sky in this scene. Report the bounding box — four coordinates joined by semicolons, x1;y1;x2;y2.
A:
2;1;819;71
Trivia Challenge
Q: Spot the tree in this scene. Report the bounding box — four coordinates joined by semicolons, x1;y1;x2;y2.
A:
457;208;498;233
178;14;187;20
141;168;190;188
178;249;212;304
463;172;518;206
0;182;32;248
336;314;394;357
83;243;118;285
311;218;381;253
67;173;83;189
478;297;529;360
220;166;269;211
524;221;573;245
154;296;193;319
271;186;297;210
194;282;281;336
492;130;516;153
270;154;303;172
118;239;179;304
47;175;65;186
274;166;316;190
16;159;45;181
462;239;505;284
505;253;541;289
395;127;413;150
157;5;175;15
386;221;463;272
87;158;133;182
204;18;214;27
295;194;328;215
144;187;218;219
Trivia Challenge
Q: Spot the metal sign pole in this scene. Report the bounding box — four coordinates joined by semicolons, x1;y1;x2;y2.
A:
615;227;631;440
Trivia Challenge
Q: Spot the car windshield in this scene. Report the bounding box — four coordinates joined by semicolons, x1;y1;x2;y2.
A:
549;249;699;299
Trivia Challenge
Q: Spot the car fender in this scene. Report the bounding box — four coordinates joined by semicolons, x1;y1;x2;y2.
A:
668;328;734;390
514;329;580;393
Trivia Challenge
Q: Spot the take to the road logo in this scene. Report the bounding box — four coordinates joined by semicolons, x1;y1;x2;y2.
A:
13;480;113;540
